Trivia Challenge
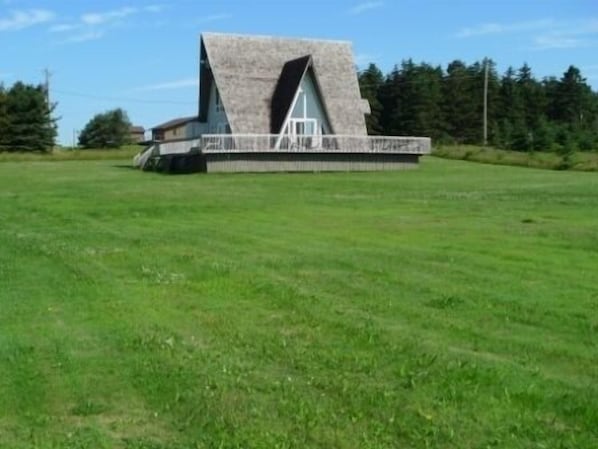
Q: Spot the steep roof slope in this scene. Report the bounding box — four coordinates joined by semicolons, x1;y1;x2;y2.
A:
199;33;368;136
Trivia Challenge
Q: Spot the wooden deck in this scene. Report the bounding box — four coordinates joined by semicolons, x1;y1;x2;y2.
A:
135;134;431;173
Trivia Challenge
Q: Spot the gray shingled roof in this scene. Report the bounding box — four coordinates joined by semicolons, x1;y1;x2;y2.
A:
152;116;198;131
199;33;368;136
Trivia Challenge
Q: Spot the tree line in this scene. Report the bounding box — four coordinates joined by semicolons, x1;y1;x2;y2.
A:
359;60;598;152
2;61;597;153
0;78;134;151
0;82;57;152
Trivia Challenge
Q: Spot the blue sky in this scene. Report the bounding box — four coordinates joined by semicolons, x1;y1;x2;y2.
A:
1;0;597;145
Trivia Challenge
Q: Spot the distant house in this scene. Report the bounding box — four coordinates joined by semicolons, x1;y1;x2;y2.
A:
151;116;201;141
135;32;430;172
130;126;145;143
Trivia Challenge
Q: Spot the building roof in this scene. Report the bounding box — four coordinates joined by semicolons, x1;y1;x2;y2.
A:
130;126;145;133
199;32;368;136
152;116;198;131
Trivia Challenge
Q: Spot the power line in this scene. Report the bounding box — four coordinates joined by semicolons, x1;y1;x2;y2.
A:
53;89;196;105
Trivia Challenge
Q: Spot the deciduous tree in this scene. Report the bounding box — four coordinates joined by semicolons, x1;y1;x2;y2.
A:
78;108;132;149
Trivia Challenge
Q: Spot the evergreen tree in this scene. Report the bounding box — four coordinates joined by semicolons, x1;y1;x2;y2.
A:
543;76;561;123
442;60;485;143
532;116;555;152
357;57;597;152
4;82;56;152
0;85;8;151
79;108;132;149
498;67;524;121
378;66;401;135
496;67;525;149
387;60;444;139
412;63;445;140
358;64;385;135
554;66;593;128
516;63;546;129
387;59;416;135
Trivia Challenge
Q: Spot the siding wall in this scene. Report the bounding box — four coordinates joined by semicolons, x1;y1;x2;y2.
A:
130;132;145;143
159;122;205;140
162;126;186;141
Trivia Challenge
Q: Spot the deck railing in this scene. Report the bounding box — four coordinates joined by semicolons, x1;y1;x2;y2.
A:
199;134;431;154
154;134;431;156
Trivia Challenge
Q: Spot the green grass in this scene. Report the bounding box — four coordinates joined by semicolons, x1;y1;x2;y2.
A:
0;145;141;163
0;157;597;448
434;144;598;171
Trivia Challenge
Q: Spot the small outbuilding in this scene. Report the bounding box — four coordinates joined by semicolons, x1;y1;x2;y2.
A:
129;126;146;143
151;116;201;142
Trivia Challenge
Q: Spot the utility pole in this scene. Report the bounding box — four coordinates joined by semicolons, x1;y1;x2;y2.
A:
483;59;489;146
42;68;52;106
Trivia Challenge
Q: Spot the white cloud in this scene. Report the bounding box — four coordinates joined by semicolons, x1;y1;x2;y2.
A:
60;31;104;44
575;18;598;35
0;9;55;31
530;18;598;50
144;5;167;13
53;5;163;44
456;19;554;38
196;13;232;24
133;78;199;91
81;7;137;26
354;52;379;66
455;16;598;52
348;1;384;15
532;35;589;50
50;23;80;33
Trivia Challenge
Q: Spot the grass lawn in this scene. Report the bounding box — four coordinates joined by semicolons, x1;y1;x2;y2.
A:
0;145;141;163
433;144;598;172
0;157;597;448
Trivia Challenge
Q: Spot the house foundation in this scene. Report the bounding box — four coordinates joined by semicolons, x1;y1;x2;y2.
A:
203;151;421;173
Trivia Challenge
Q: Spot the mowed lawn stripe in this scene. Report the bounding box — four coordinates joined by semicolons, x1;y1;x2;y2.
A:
0;157;596;448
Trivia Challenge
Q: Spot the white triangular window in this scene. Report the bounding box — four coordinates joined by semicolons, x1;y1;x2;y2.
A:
282;71;331;146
